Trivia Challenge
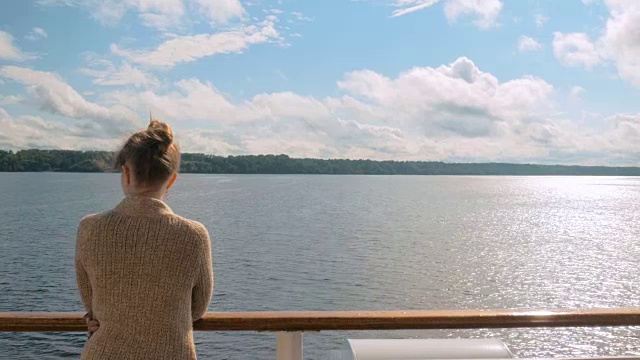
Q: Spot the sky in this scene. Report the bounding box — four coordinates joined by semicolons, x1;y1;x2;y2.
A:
0;0;639;165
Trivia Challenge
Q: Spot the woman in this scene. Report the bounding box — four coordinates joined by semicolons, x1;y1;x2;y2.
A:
75;120;213;359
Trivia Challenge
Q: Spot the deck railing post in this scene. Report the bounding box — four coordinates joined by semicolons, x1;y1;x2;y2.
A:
276;331;303;360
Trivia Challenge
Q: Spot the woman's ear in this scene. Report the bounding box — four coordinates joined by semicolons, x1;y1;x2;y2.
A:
122;165;131;186
166;172;178;191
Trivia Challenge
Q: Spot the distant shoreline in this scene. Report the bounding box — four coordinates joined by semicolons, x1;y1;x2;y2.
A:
1;149;639;176
3;172;640;177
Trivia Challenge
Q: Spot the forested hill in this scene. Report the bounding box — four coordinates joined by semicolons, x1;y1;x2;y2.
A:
1;149;639;176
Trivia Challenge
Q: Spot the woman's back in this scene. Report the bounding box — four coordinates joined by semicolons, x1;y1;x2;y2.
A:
76;196;213;360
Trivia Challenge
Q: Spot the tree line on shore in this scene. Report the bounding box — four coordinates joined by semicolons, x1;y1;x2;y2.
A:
1;149;639;176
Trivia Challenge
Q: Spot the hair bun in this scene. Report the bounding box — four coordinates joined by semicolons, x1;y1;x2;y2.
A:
147;119;173;154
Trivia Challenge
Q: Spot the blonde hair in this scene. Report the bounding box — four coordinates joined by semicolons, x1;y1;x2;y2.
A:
115;120;180;185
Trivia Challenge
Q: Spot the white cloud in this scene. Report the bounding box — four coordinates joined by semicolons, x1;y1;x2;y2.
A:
38;0;246;30
518;36;542;52
390;0;440;17
0;31;36;61
0;66;138;137
0;95;24;105
241;136;335;158
103;77;257;123
552;32;602;69
607;114;640;150
3;56;638;164
443;0;502;28
273;69;287;81
190;0;245;25
552;1;640;87
79;60;161;88
569;86;585;103
534;13;548;27
600;0;640;86
387;0;502;28
39;0;184;30
35;28;48;38
111;16;280;67
180;129;241;154
100;57;582;161
25;27;48;41
336;57;553;134
0;107;122;150
291;11;313;22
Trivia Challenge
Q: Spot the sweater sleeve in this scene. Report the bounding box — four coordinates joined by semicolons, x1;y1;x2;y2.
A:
191;224;213;322
75;218;93;313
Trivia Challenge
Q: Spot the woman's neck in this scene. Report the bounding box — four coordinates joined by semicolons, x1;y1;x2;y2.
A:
125;189;165;200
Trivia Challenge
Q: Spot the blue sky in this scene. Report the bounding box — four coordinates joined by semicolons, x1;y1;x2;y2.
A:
1;0;639;165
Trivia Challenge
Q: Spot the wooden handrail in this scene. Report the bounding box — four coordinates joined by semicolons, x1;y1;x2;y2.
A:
1;308;639;332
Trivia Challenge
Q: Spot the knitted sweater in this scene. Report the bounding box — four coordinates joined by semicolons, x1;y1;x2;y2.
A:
75;195;213;360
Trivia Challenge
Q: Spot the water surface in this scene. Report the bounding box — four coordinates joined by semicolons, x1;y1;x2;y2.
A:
0;174;638;359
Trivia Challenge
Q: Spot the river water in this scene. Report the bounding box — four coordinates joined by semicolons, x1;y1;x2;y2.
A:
0;173;638;359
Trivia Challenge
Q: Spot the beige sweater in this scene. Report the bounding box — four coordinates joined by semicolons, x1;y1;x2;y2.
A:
75;195;213;360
